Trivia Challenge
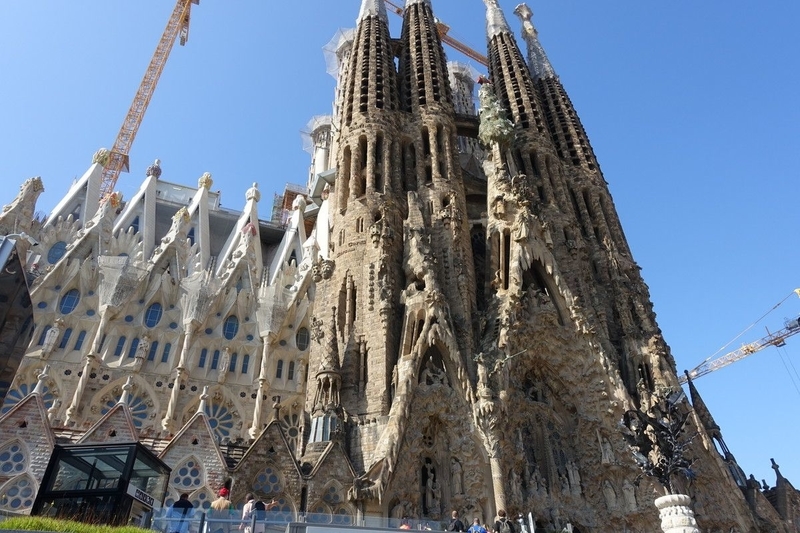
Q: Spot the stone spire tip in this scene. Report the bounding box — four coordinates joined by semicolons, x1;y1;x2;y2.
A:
358;0;388;23
118;376;134;406
197;386;209;415
483;0;512;38
32;365;50;396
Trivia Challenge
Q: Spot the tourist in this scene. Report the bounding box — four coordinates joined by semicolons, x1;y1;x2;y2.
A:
168;493;194;533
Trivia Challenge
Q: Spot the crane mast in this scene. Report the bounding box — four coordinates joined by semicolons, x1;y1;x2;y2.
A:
680;315;800;384
98;0;200;200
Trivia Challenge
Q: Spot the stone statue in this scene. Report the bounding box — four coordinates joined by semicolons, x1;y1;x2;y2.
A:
622;479;637;511
566;461;582;496
598;430;614;464
41;318;63;359
451;458;463;495
218;347;230;383
602;480;617;511
425;462;436;511
133;335;150;372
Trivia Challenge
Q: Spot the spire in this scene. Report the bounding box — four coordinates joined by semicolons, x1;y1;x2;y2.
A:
482;0;545;134
358;0;388;23
32;365;50;396
117;376;134;406
514;4;555;80
399;0;453;111
483;0;512;38
685;371;721;438
320;307;341;373
197;386;209;415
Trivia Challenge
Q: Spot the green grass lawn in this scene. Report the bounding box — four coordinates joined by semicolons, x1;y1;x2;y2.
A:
0;516;152;533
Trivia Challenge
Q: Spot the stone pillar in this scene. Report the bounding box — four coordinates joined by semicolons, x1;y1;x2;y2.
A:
655;494;700;533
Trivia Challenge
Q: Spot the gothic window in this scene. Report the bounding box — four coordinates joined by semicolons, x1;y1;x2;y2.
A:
228;353;237;373
161;343;171;363
223;315;239;340
59;289;80;314
211;350;220;370
0;474;36;511
252;466;284;495
170;456;205;491
58;328;73;349
276;360;284;379
147;341;159;361
1;383;54;414
296;328;310;351
37;326;51;346
280;412;303;456
144;303;163;328
102;393;148;428
204;400;234;442
73;330;86;351
241;354;249;374
287;361;295;380
47;241;67;264
198;349;208;368
0;441;27;475
114;337;127;357
128;338;140;358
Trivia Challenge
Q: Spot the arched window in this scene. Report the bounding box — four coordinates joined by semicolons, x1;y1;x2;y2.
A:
114;337;127;357
223;315;239;340
229;353;238;373
198;349;207;368
37;326;51;346
288;361;295;380
147;341;159;361
73;330;87;351
47;241;67;264
144;303;163;328
211;350;220;370
276;360;284;379
296;328;310;351
128;338;140;358
58;328;73;350
161;343;171;363
59;289;80;314
241;354;250;374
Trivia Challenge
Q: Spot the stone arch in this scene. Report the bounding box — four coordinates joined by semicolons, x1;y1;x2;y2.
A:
0;473;37;512
519;258;568;326
90;375;159;430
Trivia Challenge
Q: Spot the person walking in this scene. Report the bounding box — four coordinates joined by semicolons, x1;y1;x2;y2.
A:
448;510;466;532
168;493;194;533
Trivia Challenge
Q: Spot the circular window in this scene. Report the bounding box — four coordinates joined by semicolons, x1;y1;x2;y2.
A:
58;289;81;314
144;303;163;328
296;328;310;351
47;241;67;264
223;315;239;340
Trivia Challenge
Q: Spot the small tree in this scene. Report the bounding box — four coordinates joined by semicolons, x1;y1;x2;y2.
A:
622;389;697;494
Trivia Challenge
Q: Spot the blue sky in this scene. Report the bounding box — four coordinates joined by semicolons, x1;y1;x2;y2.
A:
1;1;798;485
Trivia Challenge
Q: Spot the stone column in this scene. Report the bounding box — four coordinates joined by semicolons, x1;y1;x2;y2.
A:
249;339;270;439
162;330;192;432
655;494;700;533
64;354;96;425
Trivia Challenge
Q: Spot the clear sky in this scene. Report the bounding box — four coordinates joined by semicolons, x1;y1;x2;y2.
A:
1;1;798;485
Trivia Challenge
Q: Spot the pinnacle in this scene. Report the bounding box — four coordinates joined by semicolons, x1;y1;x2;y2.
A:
483;0;512;38
358;0;388;23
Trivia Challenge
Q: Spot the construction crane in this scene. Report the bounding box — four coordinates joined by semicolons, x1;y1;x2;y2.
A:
98;0;200;200
680;314;800;384
383;0;489;67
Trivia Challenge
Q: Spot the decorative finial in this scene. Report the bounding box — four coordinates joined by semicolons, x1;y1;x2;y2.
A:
146;159;162;179
32;365;50;395
118;376;134;405
197;386;209;415
246;182;261;202
198;172;213;190
358;0;388;23
513;3;556;79
483;0;511;38
92;148;111;167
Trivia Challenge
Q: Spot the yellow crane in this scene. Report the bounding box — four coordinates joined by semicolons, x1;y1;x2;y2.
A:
383;0;489;67
680;290;800;384
98;0;200;200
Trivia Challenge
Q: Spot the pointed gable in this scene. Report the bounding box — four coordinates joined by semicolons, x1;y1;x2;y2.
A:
232;421;302;503
160;412;229;493
0;393;55;483
77;402;139;444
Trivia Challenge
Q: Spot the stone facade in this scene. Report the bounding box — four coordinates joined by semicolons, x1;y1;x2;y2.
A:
1;0;799;531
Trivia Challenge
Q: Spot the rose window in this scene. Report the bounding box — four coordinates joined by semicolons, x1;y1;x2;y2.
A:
171;457;204;491
0;442;27;475
252;466;283;495
204;401;234;442
0;475;36;511
1;383;54;414
102;393;149;428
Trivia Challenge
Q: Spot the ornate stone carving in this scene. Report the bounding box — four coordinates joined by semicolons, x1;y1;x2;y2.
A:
92;148;110;166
